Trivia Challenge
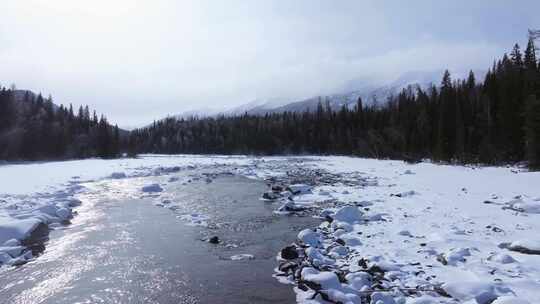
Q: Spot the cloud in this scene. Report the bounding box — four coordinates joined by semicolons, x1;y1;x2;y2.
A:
1;0;538;127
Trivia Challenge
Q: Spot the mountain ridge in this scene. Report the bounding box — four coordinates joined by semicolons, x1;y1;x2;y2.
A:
173;69;485;119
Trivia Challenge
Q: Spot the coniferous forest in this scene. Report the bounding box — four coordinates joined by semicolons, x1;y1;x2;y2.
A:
0;90;121;160
129;38;540;169
1;37;540;169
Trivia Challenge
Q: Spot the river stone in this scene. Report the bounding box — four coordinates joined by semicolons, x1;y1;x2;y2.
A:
281;245;299;259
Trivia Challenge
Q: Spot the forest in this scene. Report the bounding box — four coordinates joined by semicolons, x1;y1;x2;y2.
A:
129;38;540;169
1;37;540;169
0;90;121;160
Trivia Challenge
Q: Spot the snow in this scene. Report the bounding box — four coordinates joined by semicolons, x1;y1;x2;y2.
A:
141;183;163;193
298;229;322;248
504;197;540;213
492;296;531;304
0;218;42;244
110;172;127;179
287;184;313;195
331;206;363;224
230;254;254;261
442;281;513;304
2;155;540;303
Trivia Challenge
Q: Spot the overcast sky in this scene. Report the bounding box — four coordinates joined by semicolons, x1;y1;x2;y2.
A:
1;1;539;128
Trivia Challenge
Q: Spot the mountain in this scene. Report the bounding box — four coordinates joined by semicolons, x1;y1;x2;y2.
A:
172;69;486;118
174;70;435;118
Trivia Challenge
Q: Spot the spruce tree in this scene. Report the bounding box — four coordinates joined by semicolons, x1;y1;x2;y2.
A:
511;43;523;67
524;38;537;70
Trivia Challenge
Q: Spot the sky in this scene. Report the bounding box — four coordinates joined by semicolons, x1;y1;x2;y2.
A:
1;1;539;128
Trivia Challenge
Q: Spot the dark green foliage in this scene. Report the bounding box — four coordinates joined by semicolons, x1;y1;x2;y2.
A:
525;95;540;169
0;90;121;160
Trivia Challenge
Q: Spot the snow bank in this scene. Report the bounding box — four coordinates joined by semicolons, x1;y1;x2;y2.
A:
0;218;42;244
272;156;540;303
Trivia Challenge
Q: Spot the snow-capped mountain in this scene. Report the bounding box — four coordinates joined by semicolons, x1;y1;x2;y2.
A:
174;69;484;118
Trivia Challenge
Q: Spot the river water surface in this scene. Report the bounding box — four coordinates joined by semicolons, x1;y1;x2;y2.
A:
0;173;318;304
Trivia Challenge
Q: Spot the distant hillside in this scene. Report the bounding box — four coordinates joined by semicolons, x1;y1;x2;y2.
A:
173;69;485;119
0;88;122;160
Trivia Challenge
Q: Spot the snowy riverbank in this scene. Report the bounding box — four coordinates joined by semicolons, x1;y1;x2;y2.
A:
1;155;540;303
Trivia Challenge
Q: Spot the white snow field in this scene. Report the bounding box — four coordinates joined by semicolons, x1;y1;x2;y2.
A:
1;155;540;303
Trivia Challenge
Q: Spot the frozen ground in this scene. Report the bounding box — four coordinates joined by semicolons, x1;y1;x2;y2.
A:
1;155;540;303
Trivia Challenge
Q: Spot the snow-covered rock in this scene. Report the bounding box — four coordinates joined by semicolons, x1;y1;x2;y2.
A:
488;253;517;264
287;184;312;195
507;240;540;255
168;176;180;182
0;218;43;244
331;206;363;224
297;229;322;247
300;267;340;290
141;183;163;193
505;198;540;214
276;201;307;213
442;281;513;304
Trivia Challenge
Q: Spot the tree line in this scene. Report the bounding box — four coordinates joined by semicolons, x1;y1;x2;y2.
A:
129;38;540;169
0;89;121;160
1;36;539;169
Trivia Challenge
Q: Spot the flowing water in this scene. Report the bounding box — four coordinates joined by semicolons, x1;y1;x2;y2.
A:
0;174;318;304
